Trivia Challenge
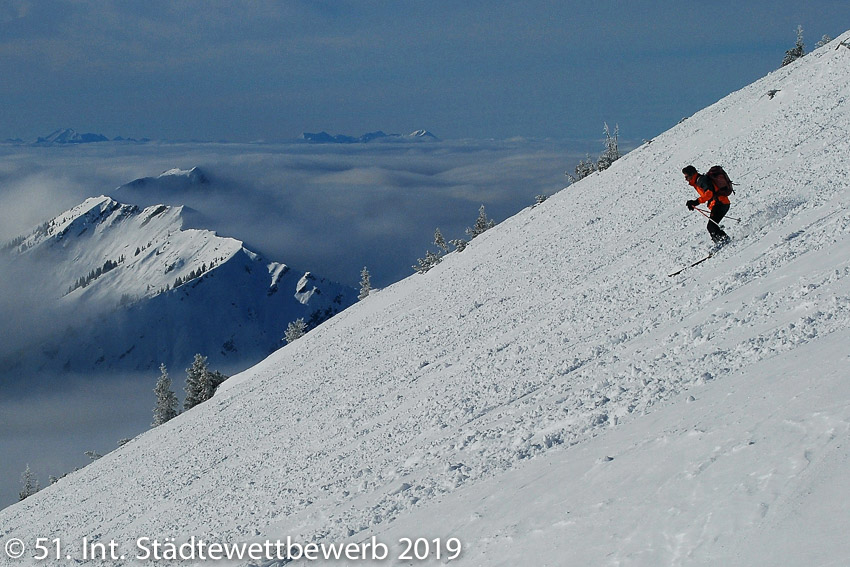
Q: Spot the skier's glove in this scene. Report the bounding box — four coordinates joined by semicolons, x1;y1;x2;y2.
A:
686;199;699;211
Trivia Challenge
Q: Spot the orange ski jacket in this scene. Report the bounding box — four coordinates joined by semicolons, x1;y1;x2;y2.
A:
687;172;731;209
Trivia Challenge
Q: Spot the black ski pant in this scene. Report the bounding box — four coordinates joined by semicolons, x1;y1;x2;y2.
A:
707;202;730;242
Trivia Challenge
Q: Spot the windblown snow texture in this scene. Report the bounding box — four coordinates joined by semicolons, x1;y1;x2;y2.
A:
2;32;850;567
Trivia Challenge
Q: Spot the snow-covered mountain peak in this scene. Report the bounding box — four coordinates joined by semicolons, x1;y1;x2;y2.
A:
14;195;133;250
160;167;192;177
408;129;438;139
8;194;239;303
2;191;357;375
157;166;209;183
3;30;850;566
112;166;212;208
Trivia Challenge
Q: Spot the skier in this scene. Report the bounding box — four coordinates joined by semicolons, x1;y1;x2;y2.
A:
682;165;730;245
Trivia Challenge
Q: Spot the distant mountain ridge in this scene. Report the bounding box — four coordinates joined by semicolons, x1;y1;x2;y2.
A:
36;128;109;144
5;128;440;145
31;128;150;145
301;129;439;143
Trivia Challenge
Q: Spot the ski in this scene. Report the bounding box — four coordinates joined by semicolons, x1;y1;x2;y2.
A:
668;253;713;277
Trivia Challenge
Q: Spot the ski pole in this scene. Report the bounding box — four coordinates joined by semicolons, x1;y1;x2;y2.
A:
694;207;723;228
694;207;740;222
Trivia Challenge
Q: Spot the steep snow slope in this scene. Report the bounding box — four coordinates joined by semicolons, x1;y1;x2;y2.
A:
371;329;850;566
2;34;849;566
1;195;355;375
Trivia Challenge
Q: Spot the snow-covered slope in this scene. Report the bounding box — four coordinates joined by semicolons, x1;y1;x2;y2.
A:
1;195;355;376
2;34;850;566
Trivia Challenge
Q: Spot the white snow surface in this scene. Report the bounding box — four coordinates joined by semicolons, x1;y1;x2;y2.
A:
2;34;850;566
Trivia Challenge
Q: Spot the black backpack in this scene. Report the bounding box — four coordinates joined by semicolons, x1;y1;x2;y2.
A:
706;165;735;197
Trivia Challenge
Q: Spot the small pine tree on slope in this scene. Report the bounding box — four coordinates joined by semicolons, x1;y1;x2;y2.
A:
567;122;621;183
358;267;371;300
597;123;620;171
815;34;833;49
285;318;308;343
207;370;229;399
782;25;805;67
414;228;453;274
152;363;179;426
466;205;496;239
413;250;442;274
19;464;40;501
434;228;449;254
184;354;210;411
567;155;597;183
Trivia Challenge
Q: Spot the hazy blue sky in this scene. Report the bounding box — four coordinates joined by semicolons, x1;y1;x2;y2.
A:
1;0;847;142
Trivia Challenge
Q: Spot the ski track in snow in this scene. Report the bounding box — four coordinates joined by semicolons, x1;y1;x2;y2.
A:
2;31;850;567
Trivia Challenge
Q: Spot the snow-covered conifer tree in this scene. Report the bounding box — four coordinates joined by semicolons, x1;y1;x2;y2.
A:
152;363;179;426
285;318;308;343
434;228;449;254
466;205;496;239
815;34;833;49
782;25;805;67
358;267;371;300
597;123;620;171
567;155;596;183
413;228;455;274
450;238;468;252
184;353;210;411
207;370;229;397
19;464;40;501
413;250;442;274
